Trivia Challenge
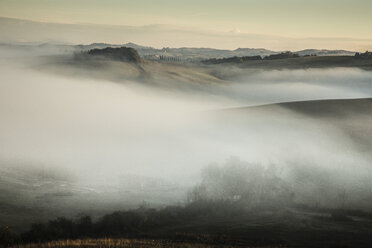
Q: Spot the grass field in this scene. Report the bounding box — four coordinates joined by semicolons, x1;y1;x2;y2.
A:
9;238;283;248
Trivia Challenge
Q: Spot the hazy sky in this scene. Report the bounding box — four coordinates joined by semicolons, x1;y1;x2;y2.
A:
1;0;372;50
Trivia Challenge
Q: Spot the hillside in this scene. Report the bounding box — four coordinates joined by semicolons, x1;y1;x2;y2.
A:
222;98;372;152
206;54;372;70
0;38;358;63
87;47;142;64
77;43;357;62
234;98;372;118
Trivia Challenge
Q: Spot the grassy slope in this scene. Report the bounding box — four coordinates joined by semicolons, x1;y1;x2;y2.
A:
223;98;372;152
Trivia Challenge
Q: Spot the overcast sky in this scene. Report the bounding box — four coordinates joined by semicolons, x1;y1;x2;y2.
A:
1;0;371;50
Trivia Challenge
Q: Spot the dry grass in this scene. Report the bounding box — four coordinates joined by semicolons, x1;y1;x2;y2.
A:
10;238;284;248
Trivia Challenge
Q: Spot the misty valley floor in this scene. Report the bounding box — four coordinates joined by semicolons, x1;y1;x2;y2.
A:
2;45;372;248
2;97;372;248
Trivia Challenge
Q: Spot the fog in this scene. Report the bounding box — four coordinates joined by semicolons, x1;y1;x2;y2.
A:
212;66;372;106
1;47;372;212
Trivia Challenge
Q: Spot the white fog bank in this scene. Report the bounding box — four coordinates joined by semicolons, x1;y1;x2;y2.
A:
0;49;372;191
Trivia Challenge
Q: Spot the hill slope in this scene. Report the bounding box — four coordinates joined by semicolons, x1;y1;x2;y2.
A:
224;98;372;151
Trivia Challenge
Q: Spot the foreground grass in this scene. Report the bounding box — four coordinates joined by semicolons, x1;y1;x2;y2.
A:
9;238;284;248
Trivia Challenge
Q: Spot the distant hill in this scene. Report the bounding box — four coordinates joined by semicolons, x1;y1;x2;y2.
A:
87;47;142;63
295;49;356;56
121;44;276;62
0;38;357;63
203;53;372;70
75;43;357;62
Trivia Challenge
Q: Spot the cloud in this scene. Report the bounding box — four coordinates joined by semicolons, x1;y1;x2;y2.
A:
230;28;241;34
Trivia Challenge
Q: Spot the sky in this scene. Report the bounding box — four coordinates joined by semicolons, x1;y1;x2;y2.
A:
0;0;371;50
